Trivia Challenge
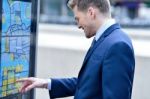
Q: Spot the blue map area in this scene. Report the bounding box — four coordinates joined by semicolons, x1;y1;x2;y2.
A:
0;0;31;97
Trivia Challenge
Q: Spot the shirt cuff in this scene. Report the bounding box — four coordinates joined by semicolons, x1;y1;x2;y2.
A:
47;79;52;90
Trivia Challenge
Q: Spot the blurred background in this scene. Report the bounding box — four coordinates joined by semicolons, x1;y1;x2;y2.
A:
35;0;150;99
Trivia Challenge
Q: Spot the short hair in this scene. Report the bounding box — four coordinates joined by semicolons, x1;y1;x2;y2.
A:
67;0;111;15
67;0;77;9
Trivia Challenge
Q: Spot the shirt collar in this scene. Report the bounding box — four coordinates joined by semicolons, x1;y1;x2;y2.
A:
95;19;116;41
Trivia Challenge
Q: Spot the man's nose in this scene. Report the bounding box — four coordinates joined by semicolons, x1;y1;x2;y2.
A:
78;25;82;29
76;22;82;29
78;24;82;29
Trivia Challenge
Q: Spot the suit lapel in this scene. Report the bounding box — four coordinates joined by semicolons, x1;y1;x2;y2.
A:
78;24;121;77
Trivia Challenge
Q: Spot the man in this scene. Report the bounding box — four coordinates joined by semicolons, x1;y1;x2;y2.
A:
18;0;135;99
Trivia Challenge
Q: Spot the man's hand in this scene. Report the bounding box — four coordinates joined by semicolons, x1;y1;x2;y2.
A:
17;77;49;93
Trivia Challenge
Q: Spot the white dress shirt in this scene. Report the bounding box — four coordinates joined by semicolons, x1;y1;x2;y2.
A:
95;19;116;41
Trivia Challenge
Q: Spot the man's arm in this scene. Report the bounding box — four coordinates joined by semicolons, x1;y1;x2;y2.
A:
17;77;77;98
102;42;135;99
50;77;77;98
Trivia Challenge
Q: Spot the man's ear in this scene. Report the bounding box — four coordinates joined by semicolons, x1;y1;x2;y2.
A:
87;7;96;19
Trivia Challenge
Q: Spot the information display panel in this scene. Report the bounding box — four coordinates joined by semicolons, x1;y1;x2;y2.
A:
0;0;38;98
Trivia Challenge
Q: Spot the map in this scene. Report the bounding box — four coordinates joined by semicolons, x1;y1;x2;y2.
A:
0;0;32;98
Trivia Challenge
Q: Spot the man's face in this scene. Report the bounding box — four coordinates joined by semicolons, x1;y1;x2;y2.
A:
73;6;96;38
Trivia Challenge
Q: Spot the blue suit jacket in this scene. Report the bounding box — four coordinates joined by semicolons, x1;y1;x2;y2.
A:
49;24;135;99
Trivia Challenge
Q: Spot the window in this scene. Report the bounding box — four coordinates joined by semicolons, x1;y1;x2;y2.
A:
111;0;150;28
40;0;150;28
40;0;74;24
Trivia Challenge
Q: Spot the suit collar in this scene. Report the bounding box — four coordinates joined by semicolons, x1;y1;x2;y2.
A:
82;23;121;67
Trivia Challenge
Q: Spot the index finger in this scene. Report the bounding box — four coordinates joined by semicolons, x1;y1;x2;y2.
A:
16;78;30;82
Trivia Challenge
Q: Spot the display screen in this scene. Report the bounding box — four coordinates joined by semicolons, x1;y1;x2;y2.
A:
0;0;32;98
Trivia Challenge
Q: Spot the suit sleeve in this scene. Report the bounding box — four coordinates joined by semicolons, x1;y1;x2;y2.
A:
102;42;135;99
49;77;77;98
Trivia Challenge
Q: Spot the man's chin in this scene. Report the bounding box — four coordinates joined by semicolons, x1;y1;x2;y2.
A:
85;34;92;39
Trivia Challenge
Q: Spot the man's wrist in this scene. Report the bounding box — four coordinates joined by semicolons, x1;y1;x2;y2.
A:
41;79;50;89
43;80;48;89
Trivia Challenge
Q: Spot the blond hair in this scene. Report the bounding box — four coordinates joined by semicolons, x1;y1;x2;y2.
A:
67;0;77;10
67;0;111;16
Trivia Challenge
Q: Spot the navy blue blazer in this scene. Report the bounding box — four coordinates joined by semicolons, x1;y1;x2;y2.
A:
49;24;135;99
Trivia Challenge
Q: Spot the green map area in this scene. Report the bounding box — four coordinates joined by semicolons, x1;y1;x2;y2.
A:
0;0;32;97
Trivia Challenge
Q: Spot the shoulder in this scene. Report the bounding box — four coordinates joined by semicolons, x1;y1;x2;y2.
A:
104;28;133;49
94;28;134;58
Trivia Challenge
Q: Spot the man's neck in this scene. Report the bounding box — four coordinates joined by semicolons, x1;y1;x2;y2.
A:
95;18;116;41
95;17;112;33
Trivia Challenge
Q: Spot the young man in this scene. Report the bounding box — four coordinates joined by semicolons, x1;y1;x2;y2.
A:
18;0;135;99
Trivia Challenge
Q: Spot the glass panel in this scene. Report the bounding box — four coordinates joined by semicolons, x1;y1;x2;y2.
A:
0;0;32;98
